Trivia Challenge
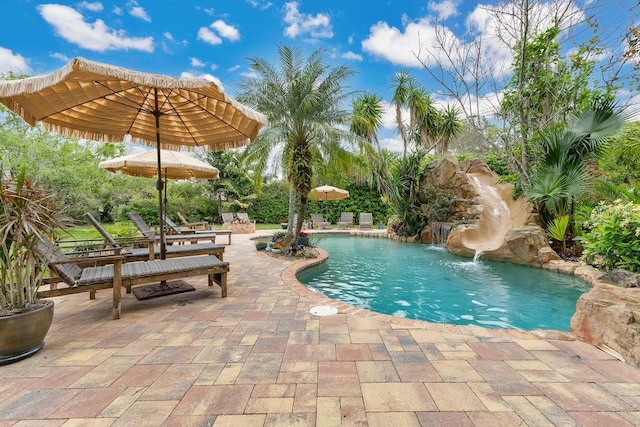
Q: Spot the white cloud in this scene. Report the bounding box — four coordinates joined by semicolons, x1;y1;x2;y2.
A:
341;51;363;61
50;52;70;62
112;6;122;15
348;35;354;44
427;0;459;21
0;47;31;74
38;4;154;52
163;32;174;41
180;71;224;91
190;57;205;67
127;1;150;22
283;1;333;39
363;2;585;80
197;20;240;45
197;27;222;45
247;0;272;10
227;65;240;72
362;19;443;67
78;1;103;12
211;20;240;41
210;64;218;71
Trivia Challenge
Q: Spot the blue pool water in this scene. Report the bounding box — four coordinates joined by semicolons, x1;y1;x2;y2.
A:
297;236;590;331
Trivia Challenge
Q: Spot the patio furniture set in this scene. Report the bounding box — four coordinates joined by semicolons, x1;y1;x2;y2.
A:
37;212;234;319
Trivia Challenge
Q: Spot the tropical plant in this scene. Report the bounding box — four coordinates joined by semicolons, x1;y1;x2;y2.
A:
526;100;623;227
580;200;640;273
238;46;355;251
546;214;570;255
1;166;66;315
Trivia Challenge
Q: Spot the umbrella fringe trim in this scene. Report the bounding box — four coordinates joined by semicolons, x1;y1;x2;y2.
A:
0;57;267;128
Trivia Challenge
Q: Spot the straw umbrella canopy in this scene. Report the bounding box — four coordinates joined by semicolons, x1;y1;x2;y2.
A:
99;149;219;180
309;185;349;214
0;57;266;258
99;149;219;215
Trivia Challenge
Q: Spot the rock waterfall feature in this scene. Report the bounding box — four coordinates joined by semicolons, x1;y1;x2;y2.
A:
417;158;559;266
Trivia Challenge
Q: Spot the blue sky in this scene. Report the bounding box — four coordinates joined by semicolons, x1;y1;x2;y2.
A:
1;0;638;151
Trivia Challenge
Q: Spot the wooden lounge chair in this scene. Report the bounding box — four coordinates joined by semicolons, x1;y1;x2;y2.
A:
337;212;354;229
129;212;232;245
311;213;331;229
177;212;209;231
163;217;232;245
36;239;229;319
86;213;224;261
236;212;255;224
359;212;373;229
221;212;235;226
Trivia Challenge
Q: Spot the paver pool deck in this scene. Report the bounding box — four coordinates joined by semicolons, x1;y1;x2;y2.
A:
1;231;639;426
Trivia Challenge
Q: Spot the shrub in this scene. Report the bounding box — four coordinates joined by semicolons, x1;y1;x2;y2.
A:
580;200;640;272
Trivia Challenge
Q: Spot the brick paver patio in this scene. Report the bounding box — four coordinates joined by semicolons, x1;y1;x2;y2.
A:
1;231;639;426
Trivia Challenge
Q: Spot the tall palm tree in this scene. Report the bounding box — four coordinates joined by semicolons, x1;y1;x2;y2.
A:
349;93;392;194
391;72;412;160
237;46;354;250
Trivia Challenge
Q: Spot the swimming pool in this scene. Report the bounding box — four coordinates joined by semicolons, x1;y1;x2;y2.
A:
297;235;590;331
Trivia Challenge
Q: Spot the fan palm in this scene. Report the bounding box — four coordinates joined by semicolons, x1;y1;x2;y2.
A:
526;100;623;227
237;46;354;250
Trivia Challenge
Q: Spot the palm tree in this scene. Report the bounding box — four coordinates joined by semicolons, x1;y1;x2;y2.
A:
350;92;383;150
436;105;463;155
237;46;354;250
349;93;392;194
391;72;412;160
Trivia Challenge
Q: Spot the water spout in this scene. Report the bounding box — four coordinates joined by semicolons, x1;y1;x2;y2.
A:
473;250;483;263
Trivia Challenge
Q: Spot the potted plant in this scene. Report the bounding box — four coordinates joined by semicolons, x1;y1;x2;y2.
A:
1;166;66;364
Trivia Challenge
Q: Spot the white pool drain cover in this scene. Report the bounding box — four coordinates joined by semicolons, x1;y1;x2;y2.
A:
309;305;338;316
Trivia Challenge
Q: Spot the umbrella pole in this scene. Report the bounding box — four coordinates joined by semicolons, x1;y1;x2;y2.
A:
154;90;167;260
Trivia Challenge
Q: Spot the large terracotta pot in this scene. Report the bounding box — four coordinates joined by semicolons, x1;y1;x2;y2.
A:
0;300;54;365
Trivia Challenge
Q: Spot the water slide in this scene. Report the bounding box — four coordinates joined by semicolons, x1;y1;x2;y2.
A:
456;172;529;253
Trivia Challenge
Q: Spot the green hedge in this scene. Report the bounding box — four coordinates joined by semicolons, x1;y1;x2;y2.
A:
249;181;390;225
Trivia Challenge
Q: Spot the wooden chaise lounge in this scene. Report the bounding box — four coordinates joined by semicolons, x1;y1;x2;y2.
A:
337;212;354;229
177;211;209;230
129;212;232;245
86;213;225;261
359;212;373;229
37;239;229;319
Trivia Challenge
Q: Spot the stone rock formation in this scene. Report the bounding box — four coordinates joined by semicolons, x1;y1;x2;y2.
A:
570;284;640;368
418;158;558;265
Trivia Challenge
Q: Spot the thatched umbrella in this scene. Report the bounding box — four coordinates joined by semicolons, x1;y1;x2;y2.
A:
99;149;219;218
309;185;349;213
0;57;266;258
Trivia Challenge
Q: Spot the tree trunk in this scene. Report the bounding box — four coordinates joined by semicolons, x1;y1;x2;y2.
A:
286;185;296;238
